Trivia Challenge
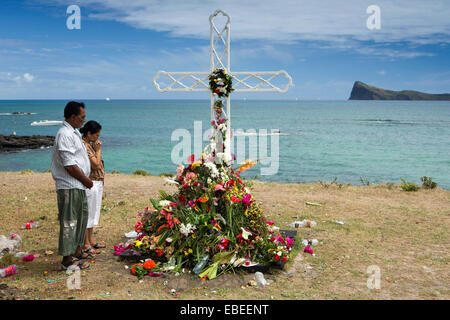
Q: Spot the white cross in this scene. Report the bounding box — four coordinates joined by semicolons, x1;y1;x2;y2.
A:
153;9;292;160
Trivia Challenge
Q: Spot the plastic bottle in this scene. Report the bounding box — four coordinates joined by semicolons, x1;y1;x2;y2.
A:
20;220;40;229
0;265;17;278
193;255;209;274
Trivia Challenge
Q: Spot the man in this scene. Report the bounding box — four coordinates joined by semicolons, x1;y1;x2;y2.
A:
51;101;93;270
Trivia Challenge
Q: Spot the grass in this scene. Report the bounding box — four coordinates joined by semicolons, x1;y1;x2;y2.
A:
0;172;449;300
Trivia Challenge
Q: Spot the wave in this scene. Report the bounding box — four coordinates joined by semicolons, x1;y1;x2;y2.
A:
0;112;37;116
233;131;289;136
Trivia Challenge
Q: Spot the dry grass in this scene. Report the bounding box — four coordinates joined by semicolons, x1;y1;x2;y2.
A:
0;171;449;300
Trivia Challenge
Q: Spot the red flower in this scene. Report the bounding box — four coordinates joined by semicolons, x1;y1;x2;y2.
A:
274;254;280;261
178;194;186;203
231;196;241;203
282;256;287;262
155;249;164;257
187;154;195;164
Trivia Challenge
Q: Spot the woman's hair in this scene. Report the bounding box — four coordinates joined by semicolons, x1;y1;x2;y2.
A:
80;120;102;137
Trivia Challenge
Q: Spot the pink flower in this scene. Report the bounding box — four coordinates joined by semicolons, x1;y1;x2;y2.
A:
266;220;275;226
216;237;229;250
135;220;143;233
184;172;198;184
176;163;184;179
304;245;314;255
214;183;225;191
286;237;294;246
242;194;252;206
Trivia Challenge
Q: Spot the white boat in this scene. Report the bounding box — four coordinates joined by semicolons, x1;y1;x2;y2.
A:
30;120;63;126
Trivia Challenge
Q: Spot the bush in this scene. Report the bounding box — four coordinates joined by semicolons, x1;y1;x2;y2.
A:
110;170;121;174
400;178;420;192
133;169;151;176
360;176;370;186
159;172;175;177
420;176;437;189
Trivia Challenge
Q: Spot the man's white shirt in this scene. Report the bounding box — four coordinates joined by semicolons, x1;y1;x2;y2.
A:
51;121;91;190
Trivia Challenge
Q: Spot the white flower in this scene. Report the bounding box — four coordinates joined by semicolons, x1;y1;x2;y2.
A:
277;251;282;256
241;227;252;240
159;200;171;207
180;223;196;236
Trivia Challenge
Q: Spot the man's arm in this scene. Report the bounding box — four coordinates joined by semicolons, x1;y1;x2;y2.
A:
64;165;93;189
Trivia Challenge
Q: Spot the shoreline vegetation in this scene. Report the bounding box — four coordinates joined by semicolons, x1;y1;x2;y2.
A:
0;171;448;300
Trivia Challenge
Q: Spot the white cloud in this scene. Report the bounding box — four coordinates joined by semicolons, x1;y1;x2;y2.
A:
377;70;386;76
45;0;450;45
23;73;34;82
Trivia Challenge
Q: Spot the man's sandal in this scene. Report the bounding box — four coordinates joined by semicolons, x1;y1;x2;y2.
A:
74;250;94;260
61;258;90;270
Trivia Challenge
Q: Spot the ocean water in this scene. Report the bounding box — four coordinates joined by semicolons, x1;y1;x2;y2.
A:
1;99;449;189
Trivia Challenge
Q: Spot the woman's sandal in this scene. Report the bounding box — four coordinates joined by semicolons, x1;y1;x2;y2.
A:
85;246;101;255
93;242;106;249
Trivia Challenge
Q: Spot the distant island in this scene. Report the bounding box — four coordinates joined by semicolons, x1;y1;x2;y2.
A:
349;81;450;100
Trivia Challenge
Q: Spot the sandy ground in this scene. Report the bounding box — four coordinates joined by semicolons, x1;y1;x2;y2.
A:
0;171;449;300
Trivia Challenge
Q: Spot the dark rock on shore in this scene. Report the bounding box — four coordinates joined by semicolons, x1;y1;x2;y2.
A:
0;135;54;152
349;81;450;100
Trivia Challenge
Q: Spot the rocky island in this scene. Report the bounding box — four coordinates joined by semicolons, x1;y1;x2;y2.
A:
349;81;450;100
0;135;54;152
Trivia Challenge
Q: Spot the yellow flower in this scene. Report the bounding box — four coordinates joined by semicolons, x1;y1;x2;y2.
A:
192;162;200;168
134;240;143;248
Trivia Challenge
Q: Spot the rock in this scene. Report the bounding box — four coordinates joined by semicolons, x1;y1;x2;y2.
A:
0;135;54;152
349;81;450;100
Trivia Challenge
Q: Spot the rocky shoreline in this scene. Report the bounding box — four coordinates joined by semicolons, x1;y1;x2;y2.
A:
0;135;54;152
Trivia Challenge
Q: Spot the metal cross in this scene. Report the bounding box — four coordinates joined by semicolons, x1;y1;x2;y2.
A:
153;9;292;159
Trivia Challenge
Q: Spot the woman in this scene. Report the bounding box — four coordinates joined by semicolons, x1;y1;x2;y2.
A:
80;120;106;256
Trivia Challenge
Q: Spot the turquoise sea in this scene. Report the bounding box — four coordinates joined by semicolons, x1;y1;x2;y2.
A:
1;100;449;189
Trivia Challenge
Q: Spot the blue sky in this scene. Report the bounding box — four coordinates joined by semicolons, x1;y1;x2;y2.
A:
1;0;449;100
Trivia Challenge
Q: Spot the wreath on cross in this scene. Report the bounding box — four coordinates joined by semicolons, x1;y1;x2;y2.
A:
209;68;234;98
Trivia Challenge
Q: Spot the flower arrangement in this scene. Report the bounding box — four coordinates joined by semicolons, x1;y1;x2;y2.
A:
209;68;234;98
126;147;293;280
123;68;293;280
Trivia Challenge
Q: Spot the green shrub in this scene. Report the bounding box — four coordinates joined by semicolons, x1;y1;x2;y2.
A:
159;172;175;177
420;176;437;189
20;169;34;174
110;170;121;174
360;176;370;186
400;178;420;192
133;169;151;176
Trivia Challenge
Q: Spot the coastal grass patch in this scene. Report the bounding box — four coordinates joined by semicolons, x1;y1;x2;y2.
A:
0;172;449;300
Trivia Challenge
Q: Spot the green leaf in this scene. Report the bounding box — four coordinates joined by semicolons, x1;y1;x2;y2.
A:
212;251;235;264
198;262;219;280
